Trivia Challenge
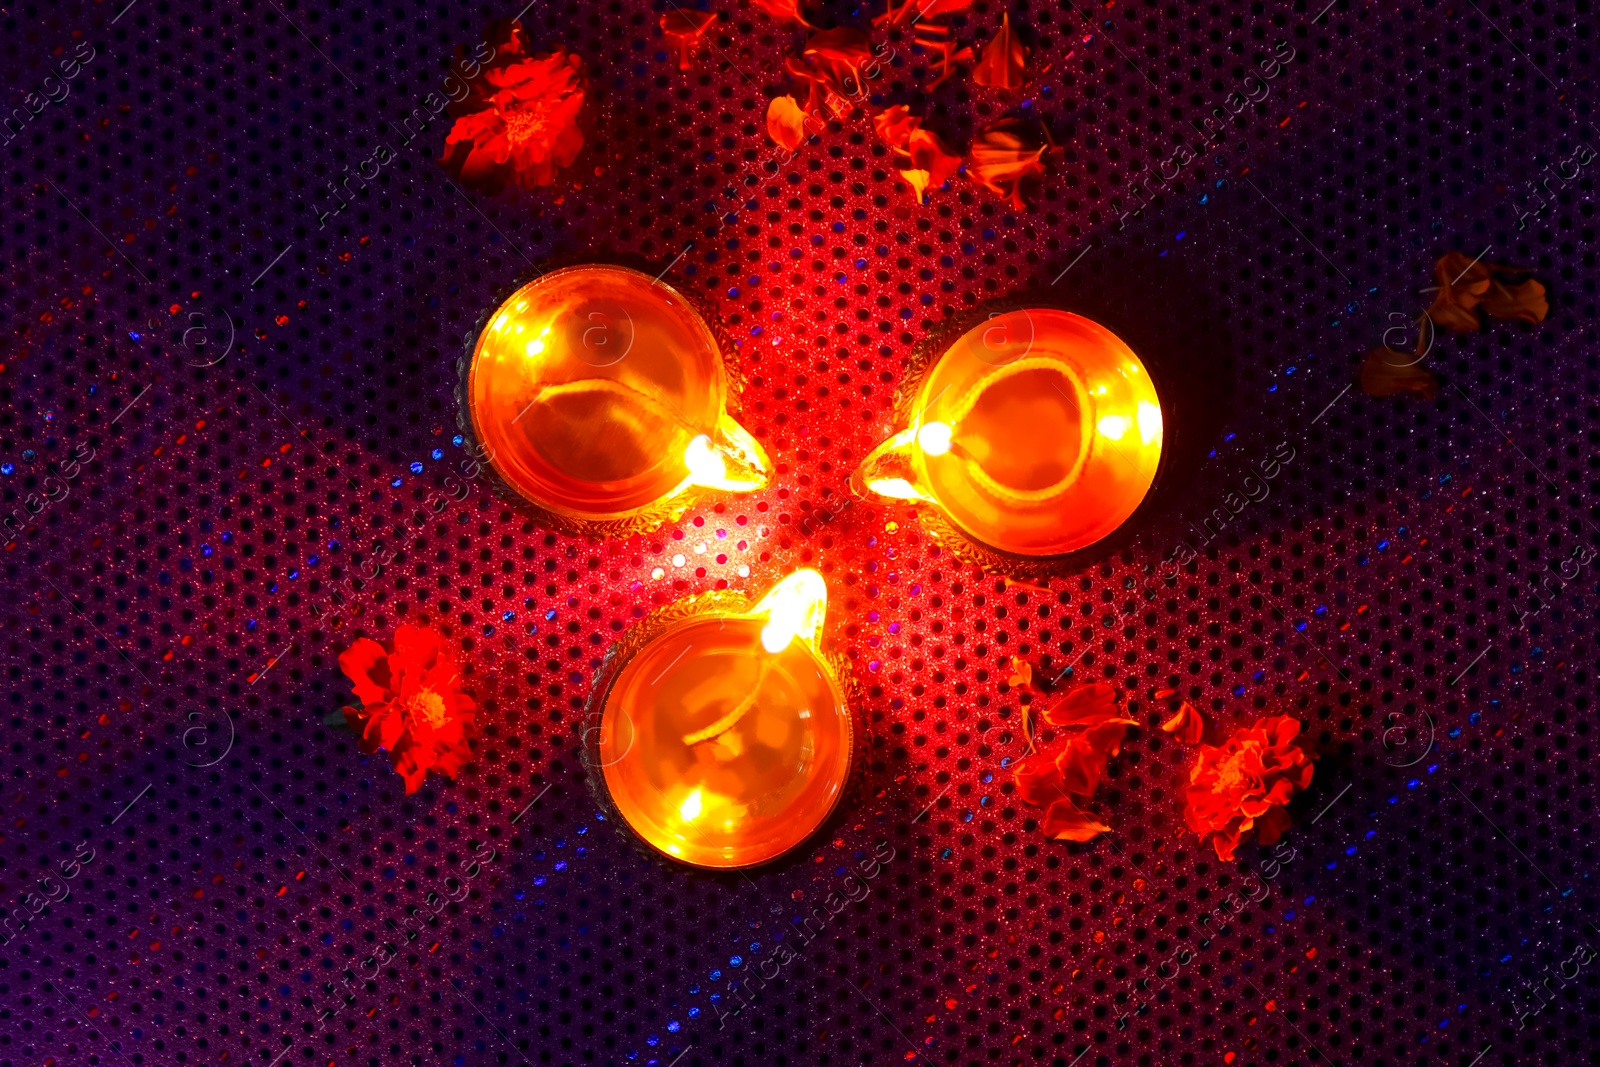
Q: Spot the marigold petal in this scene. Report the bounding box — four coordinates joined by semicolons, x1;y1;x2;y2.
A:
872;104;921;151
1161;702;1205;744
661;9;719;70
1041;799;1111;842
1041;682;1120;727
1207;823;1244;861
1013;754;1065;807
968;118;1048;208
1255;804;1293;846
751;0;814;25
1481;276;1548;324
338;638;393;706
972;12;1027;91
766;94;809;151
1359;347;1439;400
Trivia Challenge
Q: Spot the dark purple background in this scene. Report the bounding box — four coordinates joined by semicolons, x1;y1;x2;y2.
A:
1;1;1594;1066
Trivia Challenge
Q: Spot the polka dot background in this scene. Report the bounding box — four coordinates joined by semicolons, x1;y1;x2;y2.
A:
1;0;1595;1066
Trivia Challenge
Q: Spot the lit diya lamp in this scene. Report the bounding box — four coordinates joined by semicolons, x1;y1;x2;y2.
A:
587;570;853;869
852;305;1164;573
466;264;768;535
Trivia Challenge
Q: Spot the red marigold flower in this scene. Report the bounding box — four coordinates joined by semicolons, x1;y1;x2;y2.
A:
1183;715;1313;861
338;626;477;795
437;22;586;193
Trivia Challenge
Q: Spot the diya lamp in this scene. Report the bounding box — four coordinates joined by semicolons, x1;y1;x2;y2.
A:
852;305;1164;574
586;570;853;869
466;264;769;535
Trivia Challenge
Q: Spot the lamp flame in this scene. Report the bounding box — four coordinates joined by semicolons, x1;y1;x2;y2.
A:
751;569;829;654
680;431;767;493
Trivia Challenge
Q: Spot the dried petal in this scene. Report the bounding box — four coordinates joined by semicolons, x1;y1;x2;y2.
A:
750;0;813;26
968;117;1048;209
661;9;719;71
1041;798;1112;841
1013;754;1066;807
1481;275;1548;324
1042;682;1120;728
1425;251;1492;333
1161;702;1205;744
1359;347;1439;400
766;94;809;151
972;12;1027;91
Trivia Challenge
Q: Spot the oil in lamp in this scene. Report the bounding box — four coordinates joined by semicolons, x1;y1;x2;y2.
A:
465;264;768;535
587;570;853;869
852;306;1163;571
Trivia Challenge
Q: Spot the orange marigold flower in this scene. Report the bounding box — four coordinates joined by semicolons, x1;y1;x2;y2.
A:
338;626;477;795
968;117;1049;208
1160;701;1205;744
661;8;719;71
438;24;585;193
1183;715;1313;861
972;11;1027;91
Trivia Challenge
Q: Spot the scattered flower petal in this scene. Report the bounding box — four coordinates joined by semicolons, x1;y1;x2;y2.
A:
766;94;809;151
1042;798;1112;842
787;28;874;116
1013;753;1066;807
750;0;814;26
874;0;975;29
1005;654;1034;690
1481;275;1548;324
661;9;720;71
1424;251;1492;333
898;127;962;202
968;117;1049;208
972;12;1027;91
1359;347;1439;400
1161;702;1205;744
1042;682;1121;727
